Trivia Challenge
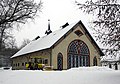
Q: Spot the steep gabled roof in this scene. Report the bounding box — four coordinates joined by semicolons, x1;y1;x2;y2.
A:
11;20;104;58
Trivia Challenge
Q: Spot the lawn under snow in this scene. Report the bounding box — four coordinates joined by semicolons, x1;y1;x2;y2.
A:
0;67;120;84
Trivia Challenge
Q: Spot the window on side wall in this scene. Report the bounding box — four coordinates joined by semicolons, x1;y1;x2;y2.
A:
18;63;19;66
38;58;42;64
22;63;24;66
25;62;27;65
44;59;48;64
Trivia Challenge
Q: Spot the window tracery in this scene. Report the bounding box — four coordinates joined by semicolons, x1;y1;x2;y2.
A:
68;40;90;69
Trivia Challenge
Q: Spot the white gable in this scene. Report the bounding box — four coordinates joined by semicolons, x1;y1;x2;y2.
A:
11;21;78;58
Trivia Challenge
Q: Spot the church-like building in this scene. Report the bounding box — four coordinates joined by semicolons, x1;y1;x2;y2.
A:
11;20;104;70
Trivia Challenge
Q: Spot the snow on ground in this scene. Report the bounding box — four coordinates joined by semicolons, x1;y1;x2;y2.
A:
0;66;120;84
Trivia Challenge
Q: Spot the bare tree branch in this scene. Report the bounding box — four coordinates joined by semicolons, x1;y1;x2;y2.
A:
0;0;42;52
76;0;120;57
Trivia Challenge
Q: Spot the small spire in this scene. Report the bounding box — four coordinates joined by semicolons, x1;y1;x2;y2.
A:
45;19;52;35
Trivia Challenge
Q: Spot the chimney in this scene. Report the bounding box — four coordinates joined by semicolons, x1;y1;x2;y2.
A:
62;22;69;28
45;19;52;35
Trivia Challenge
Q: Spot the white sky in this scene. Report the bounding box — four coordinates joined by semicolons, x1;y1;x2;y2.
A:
13;0;93;47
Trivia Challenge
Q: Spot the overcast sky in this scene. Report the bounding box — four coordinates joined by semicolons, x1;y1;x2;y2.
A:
13;0;93;47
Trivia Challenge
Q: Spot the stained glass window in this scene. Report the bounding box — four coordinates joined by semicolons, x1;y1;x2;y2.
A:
80;44;89;55
68;42;78;54
68;40;90;69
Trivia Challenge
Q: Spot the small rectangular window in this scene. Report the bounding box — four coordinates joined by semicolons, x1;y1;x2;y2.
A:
25;62;27;65
34;58;38;63
31;58;34;63
18;63;19;66
44;59;48;64
39;58;42;64
74;30;83;37
22;63;24;66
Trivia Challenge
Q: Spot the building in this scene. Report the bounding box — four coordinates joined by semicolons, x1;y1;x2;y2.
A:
11;20;104;70
101;56;120;70
0;55;11;67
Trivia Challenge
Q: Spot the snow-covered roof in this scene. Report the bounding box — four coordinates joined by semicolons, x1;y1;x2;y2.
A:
11;21;78;58
11;20;104;58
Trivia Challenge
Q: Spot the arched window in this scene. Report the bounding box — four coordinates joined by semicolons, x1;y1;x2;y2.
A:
67;40;90;69
93;56;97;66
57;53;63;70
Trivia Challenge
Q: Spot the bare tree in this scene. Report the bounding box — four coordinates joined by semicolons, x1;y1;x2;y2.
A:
6;37;17;49
76;0;120;57
20;38;31;49
0;0;42;52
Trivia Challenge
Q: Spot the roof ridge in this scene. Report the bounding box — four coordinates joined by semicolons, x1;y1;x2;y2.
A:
11;21;78;58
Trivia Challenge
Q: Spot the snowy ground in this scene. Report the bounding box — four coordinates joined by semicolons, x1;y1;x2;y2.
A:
0;67;120;84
